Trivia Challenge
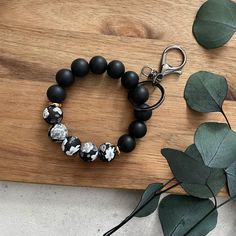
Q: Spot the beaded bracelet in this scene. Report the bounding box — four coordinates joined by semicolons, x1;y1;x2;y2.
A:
43;45;186;162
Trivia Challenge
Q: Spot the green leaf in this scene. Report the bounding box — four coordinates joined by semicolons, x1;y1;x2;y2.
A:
159;195;218;236
225;161;236;200
183;144;226;199
184;71;228;113
161;148;211;185
185;144;204;164
193;0;236;49
134;183;163;217
195;122;236;168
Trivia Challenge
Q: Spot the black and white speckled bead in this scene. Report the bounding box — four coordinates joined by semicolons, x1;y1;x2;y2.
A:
79;142;98;162
98;143;117;162
43;104;63;124
48;123;68;142
61;136;81;156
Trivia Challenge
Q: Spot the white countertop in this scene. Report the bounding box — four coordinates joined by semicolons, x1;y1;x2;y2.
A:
0;181;235;236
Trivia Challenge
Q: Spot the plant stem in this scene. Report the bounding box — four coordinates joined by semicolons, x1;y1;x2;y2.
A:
217;195;236;209
184;185;217;235
220;108;231;129
184;207;215;236
206;184;217;208
162;177;175;187
184;194;236;236
103;181;180;236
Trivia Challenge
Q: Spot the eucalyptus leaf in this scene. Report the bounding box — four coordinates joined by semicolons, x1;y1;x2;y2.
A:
183;144;226;199
195;122;236;168
159;195;218;236
184;71;228;113
185;144;204;164
225;161;236;200
134;183;163;217
193;0;236;49
161;148;211;185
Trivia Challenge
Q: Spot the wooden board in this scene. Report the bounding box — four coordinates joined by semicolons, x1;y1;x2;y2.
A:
0;0;236;195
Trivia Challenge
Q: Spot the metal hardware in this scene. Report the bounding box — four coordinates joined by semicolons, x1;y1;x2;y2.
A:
132;45;187;111
141;45;187;86
49;102;62;107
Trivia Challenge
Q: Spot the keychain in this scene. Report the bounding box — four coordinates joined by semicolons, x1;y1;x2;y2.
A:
129;45;187;111
42;45;187;161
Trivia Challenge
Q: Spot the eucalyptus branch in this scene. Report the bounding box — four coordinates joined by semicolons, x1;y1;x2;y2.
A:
206;184;217;208
184;193;236;236
103;181;180;236
162;177;175;187
220;108;231;129
217;196;235;208
184;184;217;235
184;205;215;236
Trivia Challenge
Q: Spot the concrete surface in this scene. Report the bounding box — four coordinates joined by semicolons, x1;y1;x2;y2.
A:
0;181;235;236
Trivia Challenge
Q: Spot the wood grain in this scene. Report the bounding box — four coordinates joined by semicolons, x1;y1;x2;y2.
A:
0;0;236;196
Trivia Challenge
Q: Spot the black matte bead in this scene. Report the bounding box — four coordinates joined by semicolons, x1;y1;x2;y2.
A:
129;120;147;138
129;85;149;105
117;134;136;153
107;60;125;79
134;104;152;121
71;58;89;77
47;85;66;103
56;69;75;87
121;71;139;89
89;56;107;74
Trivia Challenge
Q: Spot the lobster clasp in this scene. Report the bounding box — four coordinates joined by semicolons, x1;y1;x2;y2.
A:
160;45;187;77
136;45;187;111
140;45;187;85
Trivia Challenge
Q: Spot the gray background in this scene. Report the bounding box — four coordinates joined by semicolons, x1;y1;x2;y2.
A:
0;181;235;236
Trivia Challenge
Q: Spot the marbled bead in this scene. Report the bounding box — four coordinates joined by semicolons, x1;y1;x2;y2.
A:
61;136;81;156
98;143;117;162
48;123;68;142
79;142;98;162
43;104;63;124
